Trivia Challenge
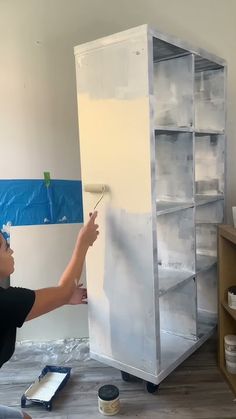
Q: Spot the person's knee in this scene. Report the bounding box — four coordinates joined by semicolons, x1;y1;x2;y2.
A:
23;412;32;419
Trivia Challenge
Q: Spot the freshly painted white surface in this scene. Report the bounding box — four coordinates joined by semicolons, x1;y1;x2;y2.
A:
75;32;159;375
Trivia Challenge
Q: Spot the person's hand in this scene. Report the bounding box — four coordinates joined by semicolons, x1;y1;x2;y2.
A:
68;283;87;305
77;211;99;249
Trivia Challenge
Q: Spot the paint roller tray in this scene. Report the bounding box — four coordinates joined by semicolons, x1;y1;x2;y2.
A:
21;365;71;411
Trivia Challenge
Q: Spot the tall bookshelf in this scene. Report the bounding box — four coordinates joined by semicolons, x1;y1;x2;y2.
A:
219;225;236;395
75;25;226;390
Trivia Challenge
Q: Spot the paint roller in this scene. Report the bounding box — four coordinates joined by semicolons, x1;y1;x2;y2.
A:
83;183;108;210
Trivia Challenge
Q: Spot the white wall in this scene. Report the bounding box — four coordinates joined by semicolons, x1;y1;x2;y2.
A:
11;225;88;341
0;0;235;340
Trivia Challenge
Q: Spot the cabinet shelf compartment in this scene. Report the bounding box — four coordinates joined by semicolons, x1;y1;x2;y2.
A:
160;278;197;340
153;37;189;62
196;200;223;272
157;208;195;274
155;132;194;206
153;54;193;128
196;254;217;272
196;199;224;223
158;268;194;296
196;223;217;271
195;66;225;132
195;133;225;197
197;265;217;337
160;330;197;373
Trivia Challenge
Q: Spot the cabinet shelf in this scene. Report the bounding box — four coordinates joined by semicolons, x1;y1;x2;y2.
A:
154;128;224;135
160;327;216;383
219;225;236;395
195;194;224;206
156;200;194;215
155;126;193;133
198;310;217;337
222;300;236;322
196;254;217;272
219;225;236;245
160;331;196;372
158;268;194;296
195;129;224;135
156;197;224;214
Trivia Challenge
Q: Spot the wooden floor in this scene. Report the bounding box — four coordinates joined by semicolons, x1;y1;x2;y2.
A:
0;336;235;419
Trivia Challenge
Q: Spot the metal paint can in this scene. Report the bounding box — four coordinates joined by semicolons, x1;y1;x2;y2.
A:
225;348;236;363
226;360;236;374
228;286;236;309
98;385;120;416
224;335;236;352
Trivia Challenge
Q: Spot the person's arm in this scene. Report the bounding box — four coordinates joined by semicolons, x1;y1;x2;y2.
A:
26;212;99;321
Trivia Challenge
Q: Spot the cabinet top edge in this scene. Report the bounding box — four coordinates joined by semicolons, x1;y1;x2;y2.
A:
74;24;148;55
74;24;226;68
219;224;236;244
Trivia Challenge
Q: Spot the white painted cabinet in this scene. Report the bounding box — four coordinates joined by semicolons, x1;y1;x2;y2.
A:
74;25;226;387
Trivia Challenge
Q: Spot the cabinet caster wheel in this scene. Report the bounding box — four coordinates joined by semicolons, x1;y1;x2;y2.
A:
121;371;131;382
45;402;52;411
21;396;26;408
146;382;159;394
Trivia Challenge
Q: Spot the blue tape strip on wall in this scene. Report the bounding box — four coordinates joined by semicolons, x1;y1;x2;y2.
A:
0;180;83;240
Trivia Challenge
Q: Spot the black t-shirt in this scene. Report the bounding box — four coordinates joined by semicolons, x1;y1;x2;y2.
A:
0;287;35;367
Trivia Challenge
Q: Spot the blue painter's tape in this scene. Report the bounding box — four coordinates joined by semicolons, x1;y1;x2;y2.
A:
0;180;83;239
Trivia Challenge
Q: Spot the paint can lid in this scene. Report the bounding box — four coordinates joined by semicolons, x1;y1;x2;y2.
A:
224;335;236;345
98;385;119;401
228;286;236;295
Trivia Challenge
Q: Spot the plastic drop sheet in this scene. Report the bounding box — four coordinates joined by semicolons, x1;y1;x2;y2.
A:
13;338;90;365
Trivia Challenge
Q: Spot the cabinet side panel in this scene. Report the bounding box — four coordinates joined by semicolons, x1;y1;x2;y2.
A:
75;33;158;375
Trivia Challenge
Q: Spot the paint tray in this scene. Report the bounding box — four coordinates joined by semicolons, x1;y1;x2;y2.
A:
21;365;71;411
